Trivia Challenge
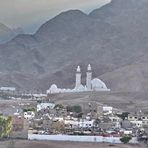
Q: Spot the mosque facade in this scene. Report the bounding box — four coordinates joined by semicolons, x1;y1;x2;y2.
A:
47;64;110;94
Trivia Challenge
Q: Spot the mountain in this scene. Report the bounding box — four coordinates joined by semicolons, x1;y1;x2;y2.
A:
0;23;23;43
0;0;148;92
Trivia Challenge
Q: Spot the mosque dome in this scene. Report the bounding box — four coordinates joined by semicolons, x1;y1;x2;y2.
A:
49;84;59;93
91;78;108;90
50;84;58;90
46;65;110;94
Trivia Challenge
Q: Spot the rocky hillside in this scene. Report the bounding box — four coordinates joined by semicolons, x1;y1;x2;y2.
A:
0;0;148;91
0;23;23;43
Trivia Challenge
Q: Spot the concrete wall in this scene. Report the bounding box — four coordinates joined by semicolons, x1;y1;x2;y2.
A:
28;134;138;144
10;131;28;139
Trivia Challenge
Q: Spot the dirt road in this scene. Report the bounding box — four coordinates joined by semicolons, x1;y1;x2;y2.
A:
0;140;145;148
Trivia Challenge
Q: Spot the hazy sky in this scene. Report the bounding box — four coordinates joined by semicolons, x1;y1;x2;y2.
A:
0;0;111;33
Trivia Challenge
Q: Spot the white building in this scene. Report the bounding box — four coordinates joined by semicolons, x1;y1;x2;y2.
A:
37;103;55;112
24;111;35;120
64;119;95;128
128;112;148;127
75;66;82;89
103;106;113;114
78;119;95;128
86;64;92;90
0;87;16;92
130;120;143;128
47;65;110;94
123;130;133;135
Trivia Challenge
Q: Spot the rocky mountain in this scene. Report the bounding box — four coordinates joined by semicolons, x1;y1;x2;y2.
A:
0;23;23;43
0;0;148;92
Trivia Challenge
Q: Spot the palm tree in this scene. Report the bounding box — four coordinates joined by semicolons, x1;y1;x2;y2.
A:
0;116;12;138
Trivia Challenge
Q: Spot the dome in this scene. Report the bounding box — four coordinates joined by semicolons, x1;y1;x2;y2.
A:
49;84;59;94
50;84;58;90
91;78;108;90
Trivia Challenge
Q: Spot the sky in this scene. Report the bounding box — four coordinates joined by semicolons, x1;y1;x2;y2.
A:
0;0;111;33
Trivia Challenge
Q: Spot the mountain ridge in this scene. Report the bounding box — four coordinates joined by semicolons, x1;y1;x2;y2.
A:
0;0;148;91
0;23;24;44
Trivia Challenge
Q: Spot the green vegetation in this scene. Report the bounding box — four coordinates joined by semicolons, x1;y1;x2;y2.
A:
120;135;132;144
37;100;42;104
52;121;65;133
77;112;83;118
23;107;36;112
66;105;82;113
0;116;12;138
117;112;129;120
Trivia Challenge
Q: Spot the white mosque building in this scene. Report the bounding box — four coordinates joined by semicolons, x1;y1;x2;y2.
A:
47;64;110;94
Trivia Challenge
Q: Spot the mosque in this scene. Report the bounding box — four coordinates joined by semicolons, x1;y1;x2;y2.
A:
46;64;110;94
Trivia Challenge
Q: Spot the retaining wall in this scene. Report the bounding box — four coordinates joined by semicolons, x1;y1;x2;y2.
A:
28;134;138;144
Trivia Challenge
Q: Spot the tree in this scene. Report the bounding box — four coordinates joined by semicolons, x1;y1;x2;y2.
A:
54;104;64;110
52;121;65;133
66;105;82;113
23;107;36;112
117;112;129;120
0;116;12;138
73;105;82;113
120;136;132;144
77;113;83;118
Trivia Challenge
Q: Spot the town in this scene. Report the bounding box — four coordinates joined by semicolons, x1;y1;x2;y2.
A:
1;0;148;148
0;86;148;146
0;65;147;146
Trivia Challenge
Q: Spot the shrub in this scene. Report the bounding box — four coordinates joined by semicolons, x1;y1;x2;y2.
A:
120;135;132;144
23;107;36;112
66;105;82;113
0;116;12;138
54;104;64;110
117;112;129;120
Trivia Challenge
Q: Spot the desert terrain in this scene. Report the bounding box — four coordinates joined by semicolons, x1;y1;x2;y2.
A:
0;140;145;148
0;99;36;116
0;90;148;116
49;91;148;113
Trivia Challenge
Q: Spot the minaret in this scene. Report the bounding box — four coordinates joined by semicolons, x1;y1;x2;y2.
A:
75;66;81;89
86;64;92;90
